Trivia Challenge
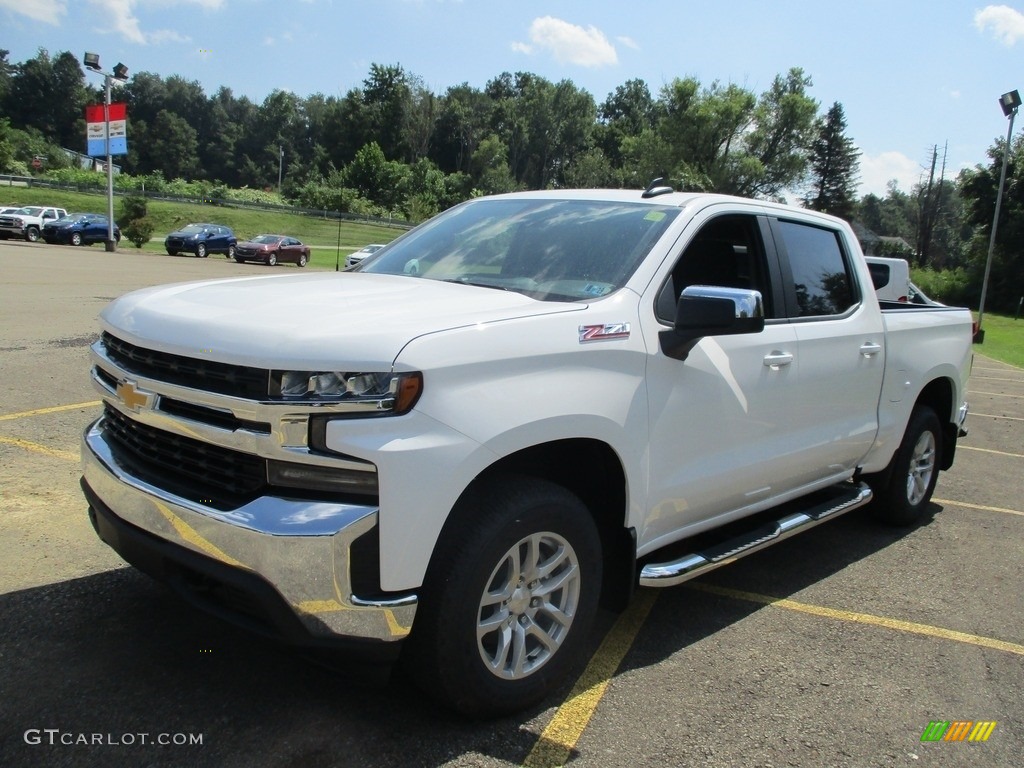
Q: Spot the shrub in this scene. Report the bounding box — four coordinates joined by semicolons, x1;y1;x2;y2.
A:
119;194;147;226
122;217;156;248
911;267;977;308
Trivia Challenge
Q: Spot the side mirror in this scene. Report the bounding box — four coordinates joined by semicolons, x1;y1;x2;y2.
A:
659;286;765;360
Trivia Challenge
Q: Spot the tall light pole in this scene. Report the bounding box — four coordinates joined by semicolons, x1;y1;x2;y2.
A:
976;89;1021;343
278;145;284;192
83;52;129;252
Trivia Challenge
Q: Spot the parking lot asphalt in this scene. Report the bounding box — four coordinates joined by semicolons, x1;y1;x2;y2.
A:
1;241;1021;768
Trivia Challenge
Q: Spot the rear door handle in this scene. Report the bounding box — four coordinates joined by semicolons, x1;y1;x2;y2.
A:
860;342;882;357
763;352;794;369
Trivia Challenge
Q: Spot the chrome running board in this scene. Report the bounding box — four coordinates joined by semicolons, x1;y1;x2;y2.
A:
639;482;873;588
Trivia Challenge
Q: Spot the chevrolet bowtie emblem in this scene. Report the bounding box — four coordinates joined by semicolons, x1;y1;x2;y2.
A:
115;379;153;412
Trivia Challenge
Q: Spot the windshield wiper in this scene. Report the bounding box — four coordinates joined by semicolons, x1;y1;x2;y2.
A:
440;278;510;292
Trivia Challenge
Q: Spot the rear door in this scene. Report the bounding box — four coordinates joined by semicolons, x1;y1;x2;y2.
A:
767;216;885;486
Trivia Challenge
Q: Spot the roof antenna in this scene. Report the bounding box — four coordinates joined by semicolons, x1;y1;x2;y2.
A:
642;177;674;199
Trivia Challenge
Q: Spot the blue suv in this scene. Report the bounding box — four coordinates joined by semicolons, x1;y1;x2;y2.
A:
165;223;237;258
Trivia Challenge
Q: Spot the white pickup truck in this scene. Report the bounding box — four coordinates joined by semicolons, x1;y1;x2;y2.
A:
81;189;972;716
0;206;67;242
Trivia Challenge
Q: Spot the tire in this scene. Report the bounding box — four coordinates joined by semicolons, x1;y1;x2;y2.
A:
167;250;178;256
71;232;83;246
298;253;308;268
405;475;602;717
869;405;942;526
196;243;207;258
227;244;236;259
267;252;277;266
26;226;40;242
234;257;244;264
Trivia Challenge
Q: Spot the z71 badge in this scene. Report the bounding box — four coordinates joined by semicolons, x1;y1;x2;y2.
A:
579;323;631;343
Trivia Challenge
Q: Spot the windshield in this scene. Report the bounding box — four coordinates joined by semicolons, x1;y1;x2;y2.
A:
251;235;281;244
359;198;680;301
21;207;42;216
178;225;207;234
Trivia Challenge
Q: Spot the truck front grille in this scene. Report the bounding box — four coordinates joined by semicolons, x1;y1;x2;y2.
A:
102;404;266;510
102;332;268;400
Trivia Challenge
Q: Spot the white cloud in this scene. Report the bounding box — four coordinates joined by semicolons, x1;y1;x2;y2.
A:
858;150;924;197
88;0;224;44
975;4;1024;45
513;16;618;67
616;35;639;50
0;0;67;24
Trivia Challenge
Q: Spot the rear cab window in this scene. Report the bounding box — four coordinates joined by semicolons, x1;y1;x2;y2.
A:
772;219;857;318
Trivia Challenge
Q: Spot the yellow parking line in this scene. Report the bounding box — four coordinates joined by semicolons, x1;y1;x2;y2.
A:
969;412;1024;422
0;435;78;462
0;400;102;421
688;583;1024;657
523;590;659;768
968;390;1024;398
960;445;1024;459
933;498;1024;517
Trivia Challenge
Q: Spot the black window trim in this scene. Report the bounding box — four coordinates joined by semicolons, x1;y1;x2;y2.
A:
766;216;862;322
653;212;789;326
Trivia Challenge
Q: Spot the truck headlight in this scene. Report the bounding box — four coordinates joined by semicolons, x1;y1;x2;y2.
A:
274;370;423;414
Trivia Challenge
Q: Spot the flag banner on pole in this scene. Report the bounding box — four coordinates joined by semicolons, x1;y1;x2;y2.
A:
85;102;128;157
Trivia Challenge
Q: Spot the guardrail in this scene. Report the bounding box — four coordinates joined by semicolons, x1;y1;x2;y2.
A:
0;174;413;230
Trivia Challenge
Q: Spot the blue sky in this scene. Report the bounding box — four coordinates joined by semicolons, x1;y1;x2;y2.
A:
3;0;1023;198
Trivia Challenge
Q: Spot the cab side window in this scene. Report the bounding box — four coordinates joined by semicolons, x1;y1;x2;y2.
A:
656;214;774;322
775;220;855;317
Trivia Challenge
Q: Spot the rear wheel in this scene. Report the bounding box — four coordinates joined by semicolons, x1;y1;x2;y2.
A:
405;475;602;717
227;244;236;259
196;243;207;258
298;253;308;267
869;405;942;526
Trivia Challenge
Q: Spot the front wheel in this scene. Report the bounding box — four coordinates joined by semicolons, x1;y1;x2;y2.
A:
868;405;942;526
405;475;602;717
70;232;83;246
267;252;278;266
26;226;40;242
196;243;207;258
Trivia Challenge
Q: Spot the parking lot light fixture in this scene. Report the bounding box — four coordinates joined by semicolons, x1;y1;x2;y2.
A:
976;89;1021;343
82;52;129;253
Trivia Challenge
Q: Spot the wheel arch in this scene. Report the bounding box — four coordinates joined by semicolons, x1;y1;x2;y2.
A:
438;438;635;612
915;376;957;470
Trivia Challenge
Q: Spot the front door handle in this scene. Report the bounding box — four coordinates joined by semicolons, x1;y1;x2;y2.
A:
860;342;882;357
763;351;794;369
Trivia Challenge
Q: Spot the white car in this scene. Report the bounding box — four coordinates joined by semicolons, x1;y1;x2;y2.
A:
345;243;385;268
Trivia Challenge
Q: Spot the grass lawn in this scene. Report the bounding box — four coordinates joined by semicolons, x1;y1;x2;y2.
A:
2;184;407;269
974;312;1024;368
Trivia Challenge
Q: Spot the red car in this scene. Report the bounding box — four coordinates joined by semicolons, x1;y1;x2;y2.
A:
233;234;310;267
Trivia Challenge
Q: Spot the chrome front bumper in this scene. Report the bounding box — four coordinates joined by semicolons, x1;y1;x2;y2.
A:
82;418;416;646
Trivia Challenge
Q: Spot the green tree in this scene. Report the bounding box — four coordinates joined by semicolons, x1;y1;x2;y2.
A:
0;117;15;172
344;141;409;210
657;77;756;192
145;110;200;180
804;102;860;220
4;49;89;150
597;79;656;165
743;68;819;198
959;132;1024;312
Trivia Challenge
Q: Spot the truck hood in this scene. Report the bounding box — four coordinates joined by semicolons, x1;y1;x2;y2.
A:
100;272;585;369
